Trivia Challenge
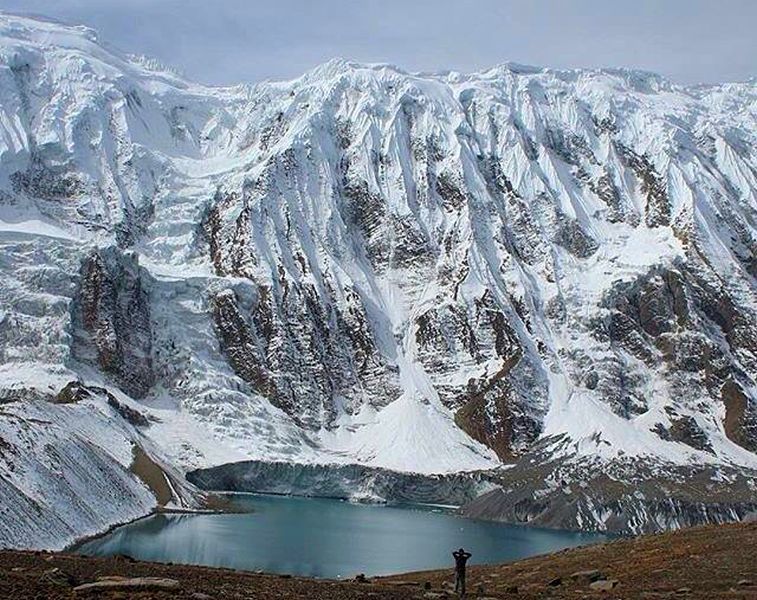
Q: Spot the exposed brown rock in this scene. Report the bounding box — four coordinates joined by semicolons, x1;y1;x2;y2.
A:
454;349;524;461
615;142;670;228
722;379;757;452
129;445;173;506
53;381;90;404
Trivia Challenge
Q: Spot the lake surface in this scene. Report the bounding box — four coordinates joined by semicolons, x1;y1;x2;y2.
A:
77;494;607;578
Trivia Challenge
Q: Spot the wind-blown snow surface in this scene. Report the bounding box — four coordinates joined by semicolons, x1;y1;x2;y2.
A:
0;14;756;545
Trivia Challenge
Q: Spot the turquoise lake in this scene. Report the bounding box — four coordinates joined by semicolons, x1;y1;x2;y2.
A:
76;494;607;578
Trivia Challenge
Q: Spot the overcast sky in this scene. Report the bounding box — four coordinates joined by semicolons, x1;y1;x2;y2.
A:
1;0;755;86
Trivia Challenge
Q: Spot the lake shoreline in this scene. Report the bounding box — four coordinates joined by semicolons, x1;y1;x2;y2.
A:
3;521;755;599
64;495;252;554
72;493;607;579
65;488;599;565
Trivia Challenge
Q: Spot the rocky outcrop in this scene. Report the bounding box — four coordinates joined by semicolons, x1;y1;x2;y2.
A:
53;381;91;404
460;457;757;535
211;288;276;401
614;142;671;228
210;283;401;430
592;260;757;440
71;248;154;399
722;379;757;452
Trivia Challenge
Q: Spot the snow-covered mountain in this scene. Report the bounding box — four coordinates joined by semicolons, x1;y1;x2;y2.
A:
0;14;755;546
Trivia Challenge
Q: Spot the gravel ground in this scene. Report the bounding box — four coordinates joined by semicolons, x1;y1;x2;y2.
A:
1;521;755;599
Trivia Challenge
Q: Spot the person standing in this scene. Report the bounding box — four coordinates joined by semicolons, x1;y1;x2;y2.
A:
452;547;472;597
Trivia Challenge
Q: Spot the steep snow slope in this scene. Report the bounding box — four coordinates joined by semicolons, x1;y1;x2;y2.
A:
0;14;755;542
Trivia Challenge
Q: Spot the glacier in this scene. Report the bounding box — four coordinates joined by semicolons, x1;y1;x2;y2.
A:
0;14;755;547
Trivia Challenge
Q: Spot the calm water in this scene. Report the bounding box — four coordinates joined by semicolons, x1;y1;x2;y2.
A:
76;494;606;578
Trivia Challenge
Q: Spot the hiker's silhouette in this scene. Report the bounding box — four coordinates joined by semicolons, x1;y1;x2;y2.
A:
452;547;472;597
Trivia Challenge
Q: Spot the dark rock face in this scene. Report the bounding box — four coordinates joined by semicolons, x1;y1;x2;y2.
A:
614;142;671;228
666;415;714;454
722;379;757;452
200;190;253;278
211;289;277;403
53;381;150;426
71;248;154;399
555;214;598;258
594;260;757;444
411;290;545;461
105;393;150;428
601;268;688;363
453;351;531;462
53;381;90;404
588;171;630;224
434;172;468;211
210;284;401;430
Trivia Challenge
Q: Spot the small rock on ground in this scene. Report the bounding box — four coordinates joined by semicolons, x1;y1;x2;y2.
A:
589;579;620;591
570;569;604;582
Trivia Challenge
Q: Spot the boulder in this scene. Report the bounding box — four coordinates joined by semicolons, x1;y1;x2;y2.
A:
589;579;619;591
73;577;180;594
570;569;604;583
42;567;77;587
